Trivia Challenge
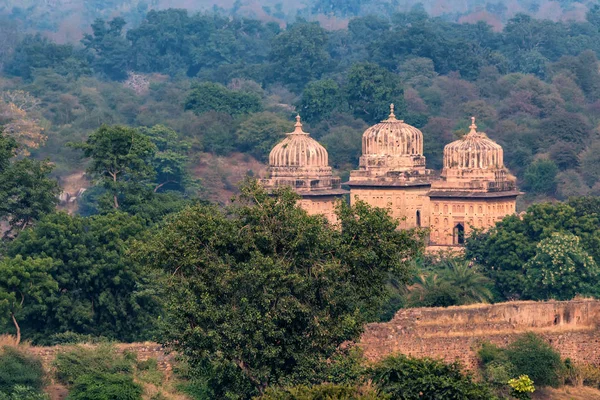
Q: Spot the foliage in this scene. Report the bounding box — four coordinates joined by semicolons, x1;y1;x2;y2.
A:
466;200;600;300
0;256;57;344
135;180;424;398
505;333;563;387
406;258;492;307
0;347;45;395
0;132;60;234
369;354;496;400
523;232;600;300
70;124;156;211
523;159;558;196
0;385;48;400
257;384;386;400
53;345;136;386
66;372;142;400
508;375;535;400
6;212;160;343
235;112;291;162
184;82;263;117
346;63;406;124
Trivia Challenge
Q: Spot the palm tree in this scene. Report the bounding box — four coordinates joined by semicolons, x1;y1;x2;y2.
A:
406;273;459;307
442;259;493;305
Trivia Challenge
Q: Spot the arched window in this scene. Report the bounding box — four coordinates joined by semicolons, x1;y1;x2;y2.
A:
416;210;421;227
453;223;465;245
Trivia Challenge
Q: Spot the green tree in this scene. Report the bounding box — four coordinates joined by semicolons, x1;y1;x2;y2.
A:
1;158;61;233
523;159;558;196
524;232;599;300
0;256;57;344
184;82;263;117
269;22;330;92
70;125;156;210
0;131;59;234
82;18;131;80
297;79;344;123
505;333;563;387
406;273;460;308
138;125;193;193
6;212;159;343
580;143;600;187
370;354;495;400
346;63;406;124
466;201;600;300
235;112;292;162
135;180;424;398
442;260;493;304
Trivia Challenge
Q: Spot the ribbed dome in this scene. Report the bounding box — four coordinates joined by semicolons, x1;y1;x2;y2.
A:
443;118;503;170
362;104;423;157
269;115;329;168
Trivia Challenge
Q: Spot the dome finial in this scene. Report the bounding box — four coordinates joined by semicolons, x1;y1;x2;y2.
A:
469;116;477;134
389;103;396;120
290;114;308;135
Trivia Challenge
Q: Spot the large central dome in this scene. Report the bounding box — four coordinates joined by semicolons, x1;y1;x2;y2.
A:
359;104;426;171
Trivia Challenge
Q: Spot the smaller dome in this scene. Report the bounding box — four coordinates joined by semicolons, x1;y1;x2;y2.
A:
362;104;424;158
443;117;504;170
269;115;329;168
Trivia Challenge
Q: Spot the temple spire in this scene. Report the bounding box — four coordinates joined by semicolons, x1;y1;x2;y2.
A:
389;103;396;120
291;114;307;135
469;116;477;134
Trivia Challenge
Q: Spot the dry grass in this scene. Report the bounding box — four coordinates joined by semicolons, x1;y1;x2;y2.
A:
534;386;600;400
418;324;596;339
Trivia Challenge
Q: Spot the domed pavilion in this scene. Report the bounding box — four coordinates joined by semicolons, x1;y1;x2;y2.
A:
347;104;433;229
261;115;347;223
427;117;521;246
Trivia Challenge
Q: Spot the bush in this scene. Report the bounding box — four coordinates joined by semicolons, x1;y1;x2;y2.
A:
0;347;45;394
66;373;142;400
257;383;386;400
370;354;496;400
0;385;48;400
53;345;135;386
505;333;563;387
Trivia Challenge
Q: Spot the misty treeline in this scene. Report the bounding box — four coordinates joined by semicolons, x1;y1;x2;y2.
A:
2;7;600;201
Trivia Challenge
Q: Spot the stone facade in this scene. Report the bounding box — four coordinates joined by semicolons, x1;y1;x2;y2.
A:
359;299;600;370
262;109;520;238
348;110;520;245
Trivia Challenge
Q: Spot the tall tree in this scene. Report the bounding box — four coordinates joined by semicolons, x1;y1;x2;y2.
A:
82;18;131;80
346;63;406;124
135;180;424;398
0;256;57;344
70;125;156;210
269;22;330;92
6;212;159;343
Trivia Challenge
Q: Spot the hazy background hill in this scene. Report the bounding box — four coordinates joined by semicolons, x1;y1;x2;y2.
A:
0;0;596;42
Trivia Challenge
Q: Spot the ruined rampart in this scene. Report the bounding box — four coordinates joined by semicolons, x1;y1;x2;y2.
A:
360;299;600;369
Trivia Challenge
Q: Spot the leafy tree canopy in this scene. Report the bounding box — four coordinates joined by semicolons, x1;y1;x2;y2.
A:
135;180;424;398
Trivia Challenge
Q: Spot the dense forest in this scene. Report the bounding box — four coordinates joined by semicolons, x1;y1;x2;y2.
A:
2;2;600;399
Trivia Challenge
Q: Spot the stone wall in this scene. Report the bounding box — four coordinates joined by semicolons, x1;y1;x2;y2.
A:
360;299;600;369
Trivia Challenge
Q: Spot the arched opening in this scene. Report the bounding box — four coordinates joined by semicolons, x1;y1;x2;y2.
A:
453;223;465;245
416;210;421;227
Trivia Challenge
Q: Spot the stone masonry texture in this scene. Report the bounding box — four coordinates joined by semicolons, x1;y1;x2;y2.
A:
359;299;600;369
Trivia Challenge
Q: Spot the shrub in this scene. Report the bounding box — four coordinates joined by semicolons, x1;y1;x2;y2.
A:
66;373;143;400
53;345;135;386
257;383;386;400
370;354;496;400
505;333;563;387
0;346;45;393
508;375;535;400
0;385;48;400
